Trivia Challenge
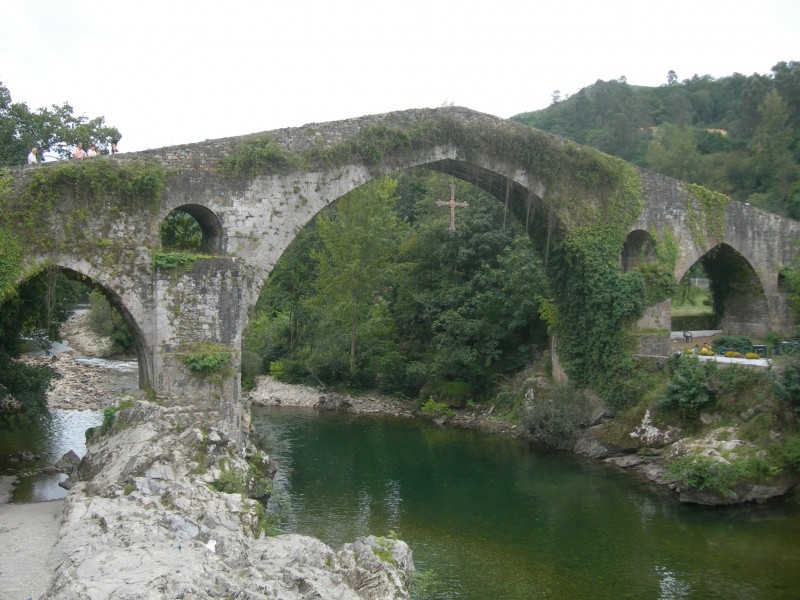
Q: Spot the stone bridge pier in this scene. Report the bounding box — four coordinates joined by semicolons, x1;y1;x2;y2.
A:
152;257;247;442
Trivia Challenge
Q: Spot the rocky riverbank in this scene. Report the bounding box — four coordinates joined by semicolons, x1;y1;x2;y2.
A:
20;310;138;411
7;313;414;599
46;401;414;599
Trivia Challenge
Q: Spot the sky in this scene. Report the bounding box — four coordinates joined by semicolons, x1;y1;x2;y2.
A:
1;0;799;153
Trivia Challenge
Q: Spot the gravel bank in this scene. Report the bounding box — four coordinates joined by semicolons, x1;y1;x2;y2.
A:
0;476;64;600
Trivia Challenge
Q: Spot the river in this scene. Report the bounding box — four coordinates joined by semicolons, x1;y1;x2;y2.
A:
252;406;800;600
0;314;138;503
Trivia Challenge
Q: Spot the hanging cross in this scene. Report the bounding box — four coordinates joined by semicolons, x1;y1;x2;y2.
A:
435;182;469;232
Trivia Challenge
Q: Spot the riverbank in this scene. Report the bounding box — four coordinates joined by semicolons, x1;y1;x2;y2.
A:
0;312;136;599
7;321;415;599
45;401;413;598
0;476;64;600
19;310;138;411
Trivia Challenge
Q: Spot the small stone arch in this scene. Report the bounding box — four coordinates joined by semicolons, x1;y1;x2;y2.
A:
621;229;657;272
162;204;224;254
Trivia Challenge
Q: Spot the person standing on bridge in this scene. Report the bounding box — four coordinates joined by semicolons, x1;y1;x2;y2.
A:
72;143;87;159
27;147;37;164
87;144;98;157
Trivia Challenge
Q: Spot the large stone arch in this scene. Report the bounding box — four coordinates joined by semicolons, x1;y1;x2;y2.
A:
679;243;770;337
7;106;800;442
236;152;558;334
16;258;153;389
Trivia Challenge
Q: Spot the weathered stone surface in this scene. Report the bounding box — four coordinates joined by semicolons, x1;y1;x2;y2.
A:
46;401;414;599
55;450;81;475
250;376;415;417
628;410;682;448
605;455;645;469
572;430;613;459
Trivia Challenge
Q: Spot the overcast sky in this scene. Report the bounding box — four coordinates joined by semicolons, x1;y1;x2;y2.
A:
2;0;798;153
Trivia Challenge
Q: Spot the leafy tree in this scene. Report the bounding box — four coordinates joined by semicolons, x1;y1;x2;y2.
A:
309;177;408;379
0;80;121;165
393;173;548;393
661;356;713;413
0;270;85;426
750;89;798;214
160;210;202;251
248;169;549;398
646;124;702;182
667;70;678;86
86;289;134;357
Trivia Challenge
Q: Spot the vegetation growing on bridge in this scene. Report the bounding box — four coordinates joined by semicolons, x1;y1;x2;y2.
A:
220;113;641;222
153;251;215;271
682;183;731;251
24;158;166;212
1;159;166;258
180;342;233;377
218;136;304;178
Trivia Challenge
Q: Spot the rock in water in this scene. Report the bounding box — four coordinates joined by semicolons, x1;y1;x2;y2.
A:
45;401;414;599
54;450;81;475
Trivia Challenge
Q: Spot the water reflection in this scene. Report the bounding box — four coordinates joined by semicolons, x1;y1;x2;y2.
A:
0;409;103;502
253;406;800;600
655;565;691;599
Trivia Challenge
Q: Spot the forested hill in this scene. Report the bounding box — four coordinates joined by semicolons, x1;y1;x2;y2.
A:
511;61;800;219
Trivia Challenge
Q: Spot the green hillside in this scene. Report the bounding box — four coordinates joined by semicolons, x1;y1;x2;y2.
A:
512;62;800;218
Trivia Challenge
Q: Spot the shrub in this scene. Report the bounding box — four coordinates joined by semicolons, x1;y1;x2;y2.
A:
661;356;712;413
771;436;800;472
712;335;752;353
180;343;233;376
521;383;590;449
775;358;800;413
219;135;304;178
724;350;742;358
411;569;444;600
419;380;471;408
745;352;760;360
666;453;752;496
420;398;453;417
153;251;213;270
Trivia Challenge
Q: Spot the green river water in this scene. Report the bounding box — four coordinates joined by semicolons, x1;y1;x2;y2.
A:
252;406;800;600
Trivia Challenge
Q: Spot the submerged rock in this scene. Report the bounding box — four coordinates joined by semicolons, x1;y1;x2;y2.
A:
46;401;414;599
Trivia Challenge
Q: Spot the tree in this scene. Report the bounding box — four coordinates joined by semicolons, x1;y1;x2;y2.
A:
394;174;548;391
0;270;85;426
310;178;408;378
160;210;202;251
0;80;121;166
751;89;798;213
646;124;702;182
667;70;678;86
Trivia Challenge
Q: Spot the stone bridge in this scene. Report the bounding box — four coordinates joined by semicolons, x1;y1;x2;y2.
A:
6;107;800;440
